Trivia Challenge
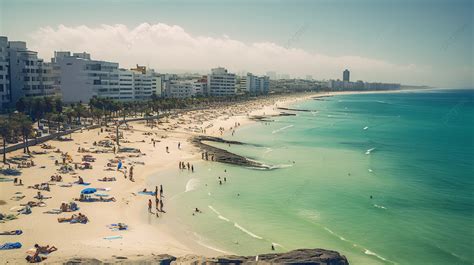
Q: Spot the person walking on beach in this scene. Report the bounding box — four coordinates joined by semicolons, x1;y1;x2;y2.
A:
155;186;158;197
160;199;164;212
166;146;169;153
178;142;181;149
155;197;160;217
148;199;152;213
160;185;163;196
191;165;194;172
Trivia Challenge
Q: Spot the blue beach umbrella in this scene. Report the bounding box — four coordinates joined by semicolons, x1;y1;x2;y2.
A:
117;161;122;170
81;188;97;194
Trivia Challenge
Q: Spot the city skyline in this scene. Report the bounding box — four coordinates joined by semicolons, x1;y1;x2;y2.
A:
0;0;472;88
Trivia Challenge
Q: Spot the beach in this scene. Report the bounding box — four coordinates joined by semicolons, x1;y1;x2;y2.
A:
2;89;471;265
0;91;345;263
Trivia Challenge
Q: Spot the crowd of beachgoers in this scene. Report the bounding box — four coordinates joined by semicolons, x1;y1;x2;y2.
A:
0;91;354;263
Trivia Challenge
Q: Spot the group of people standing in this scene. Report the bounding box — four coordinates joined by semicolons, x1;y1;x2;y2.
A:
179;161;194;172
201;151;215;161
148;185;164;217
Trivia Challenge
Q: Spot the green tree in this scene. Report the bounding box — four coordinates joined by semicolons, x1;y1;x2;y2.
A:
16;97;26;113
54;97;63;113
12;113;33;154
32;97;46;126
0;118;15;163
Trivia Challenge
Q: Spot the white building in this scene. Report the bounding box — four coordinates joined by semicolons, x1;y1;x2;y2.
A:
0;36;10;108
245;73;269;95
118;69;135;101
0;37;59;108
151;75;163;97
167;80;195;98
208;67;236;97
53;51;119;103
132;71;153;100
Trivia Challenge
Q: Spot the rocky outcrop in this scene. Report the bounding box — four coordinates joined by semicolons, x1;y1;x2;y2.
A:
191;136;269;169
61;249;348;264
277;107;312;112
249;112;296;122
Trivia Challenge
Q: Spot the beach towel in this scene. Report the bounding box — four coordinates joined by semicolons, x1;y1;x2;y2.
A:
26;248;49;256
0;242;22;250
138;191;156;196
0;178;14;182
34;195;52;200
0;230;22;235
43;209;62;214
59;183;73;187
103;235;122;240
70;218;88;224
75;182;91;186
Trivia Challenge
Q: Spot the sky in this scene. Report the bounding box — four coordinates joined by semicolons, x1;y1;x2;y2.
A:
0;0;472;88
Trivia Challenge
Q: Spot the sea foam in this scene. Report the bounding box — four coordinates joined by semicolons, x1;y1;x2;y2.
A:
272;125;294;134
234;223;263;239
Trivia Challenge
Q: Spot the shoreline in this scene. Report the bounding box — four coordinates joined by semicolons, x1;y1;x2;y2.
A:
0;90;407;263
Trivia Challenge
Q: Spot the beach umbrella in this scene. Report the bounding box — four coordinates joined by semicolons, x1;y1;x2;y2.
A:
81;188;97;194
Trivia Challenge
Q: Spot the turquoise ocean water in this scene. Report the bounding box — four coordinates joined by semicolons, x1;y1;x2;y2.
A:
165;89;473;264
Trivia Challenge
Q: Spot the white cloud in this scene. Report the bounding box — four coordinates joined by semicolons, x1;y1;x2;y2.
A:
29;22;436;85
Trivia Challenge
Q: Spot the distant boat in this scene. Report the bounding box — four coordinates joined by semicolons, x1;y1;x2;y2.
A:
363;126;369;130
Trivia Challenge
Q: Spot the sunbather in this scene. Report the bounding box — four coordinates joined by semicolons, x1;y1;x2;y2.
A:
58;213;88;224
34;244;57;254
99;177;116;182
75;176;84;184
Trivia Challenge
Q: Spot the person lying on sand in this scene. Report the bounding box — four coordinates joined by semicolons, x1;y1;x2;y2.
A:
0;230;22;235
58;213;88;223
98;177;116;182
34;244;57;254
21;201;46;208
28;183;50;191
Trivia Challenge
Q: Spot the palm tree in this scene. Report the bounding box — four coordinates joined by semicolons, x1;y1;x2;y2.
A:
64;108;74;125
73;103;88;125
54;97;63;113
0;118;14;163
32;97;46;126
12;113;33;154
